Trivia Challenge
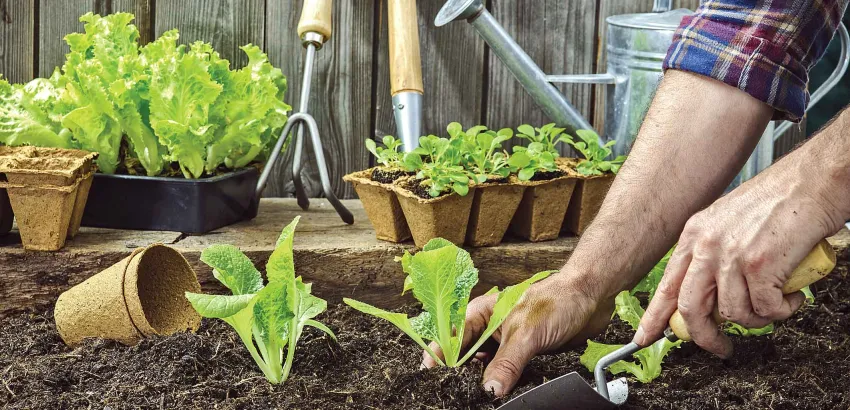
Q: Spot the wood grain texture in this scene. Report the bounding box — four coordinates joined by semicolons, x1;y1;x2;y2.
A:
374;0;485;140
112;0;153;44
263;0;374;199
487;0;596;156
388;0;424;94
37;0;103;77
0;0;35;83
154;0;264;69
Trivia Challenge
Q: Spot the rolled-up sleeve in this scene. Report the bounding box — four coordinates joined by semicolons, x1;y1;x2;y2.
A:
663;0;849;121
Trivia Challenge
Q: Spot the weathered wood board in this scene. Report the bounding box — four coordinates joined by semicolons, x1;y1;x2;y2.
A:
0;199;583;317
0;0;35;83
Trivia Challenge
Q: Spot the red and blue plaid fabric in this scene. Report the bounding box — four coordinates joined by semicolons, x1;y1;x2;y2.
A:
664;0;849;121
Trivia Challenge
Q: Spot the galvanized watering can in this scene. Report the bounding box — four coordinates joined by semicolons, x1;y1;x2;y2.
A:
436;0;850;187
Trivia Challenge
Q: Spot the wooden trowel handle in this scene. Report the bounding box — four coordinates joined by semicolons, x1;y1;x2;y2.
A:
298;0;333;40
388;0;424;95
669;239;836;341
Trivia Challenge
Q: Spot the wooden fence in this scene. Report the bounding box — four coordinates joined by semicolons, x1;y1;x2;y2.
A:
0;0;805;199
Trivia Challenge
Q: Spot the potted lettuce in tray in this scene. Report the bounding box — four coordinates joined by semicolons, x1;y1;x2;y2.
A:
0;13;290;233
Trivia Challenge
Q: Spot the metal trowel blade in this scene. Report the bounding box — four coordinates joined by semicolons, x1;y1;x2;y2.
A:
496;372;628;410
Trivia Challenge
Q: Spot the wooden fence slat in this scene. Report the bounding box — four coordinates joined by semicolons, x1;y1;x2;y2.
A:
263;0;374;199
487;0;596;155
154;0;264;69
0;0;35;83
38;0;102;77
373;1;485;140
112;0;153;44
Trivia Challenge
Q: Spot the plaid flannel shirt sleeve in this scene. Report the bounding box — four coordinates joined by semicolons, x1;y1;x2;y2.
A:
663;0;849;121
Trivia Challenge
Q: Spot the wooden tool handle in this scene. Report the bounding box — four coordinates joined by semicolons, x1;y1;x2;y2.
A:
669;239;836;341
297;0;333;40
388;0;424;95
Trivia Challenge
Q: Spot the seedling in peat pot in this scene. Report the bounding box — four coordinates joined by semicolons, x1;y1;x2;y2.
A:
447;122;513;183
185;217;335;384
344;238;552;367
508;123;570;181
366;135;416;172
568;130;626;176
407;134;474;197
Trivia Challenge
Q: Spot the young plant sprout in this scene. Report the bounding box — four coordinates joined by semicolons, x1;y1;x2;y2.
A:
515;123;571;154
344;238;552;367
365;135;414;171
448;122;513;183
568;130;627;176
185;217;335;384
406;134;473;197
508;123;570;181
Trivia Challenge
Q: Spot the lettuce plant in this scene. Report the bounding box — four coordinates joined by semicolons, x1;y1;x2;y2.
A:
185;217;334;384
344;238;552;367
568;130;626;176
365;135;416;172
515;123;570;154
506;123;569;181
448;122;513;183
406;134;473;197
0;74;73;149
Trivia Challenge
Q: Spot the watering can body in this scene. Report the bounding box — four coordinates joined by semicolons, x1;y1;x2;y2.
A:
436;1;850;189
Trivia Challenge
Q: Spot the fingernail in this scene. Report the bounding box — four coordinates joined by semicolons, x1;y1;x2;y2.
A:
633;326;645;344
483;380;504;397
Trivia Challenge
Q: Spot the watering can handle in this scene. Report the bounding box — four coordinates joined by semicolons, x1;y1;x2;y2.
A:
775;22;850;140
298;0;333;40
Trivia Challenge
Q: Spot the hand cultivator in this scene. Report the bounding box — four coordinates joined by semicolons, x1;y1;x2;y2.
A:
256;0;354;225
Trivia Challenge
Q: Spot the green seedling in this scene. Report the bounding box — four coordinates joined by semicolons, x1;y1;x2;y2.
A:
568;130;626;176
345;238;552;367
185;217;334;384
447;122;513;183
365;135;415;172
406;134;473;197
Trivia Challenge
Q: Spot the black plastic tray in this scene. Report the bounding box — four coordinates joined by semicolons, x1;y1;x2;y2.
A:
81;168;260;233
0;188;12;236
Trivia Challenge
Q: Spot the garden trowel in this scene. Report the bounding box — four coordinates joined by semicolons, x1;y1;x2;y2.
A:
388;0;423;152
498;238;836;409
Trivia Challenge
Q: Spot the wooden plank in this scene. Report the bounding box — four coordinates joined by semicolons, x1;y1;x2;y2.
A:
487;0;596;156
0;198;581;316
112;0;153;44
373;1;485;140
154;0;264;69
37;0;100;77
0;0;35;83
262;1;374;200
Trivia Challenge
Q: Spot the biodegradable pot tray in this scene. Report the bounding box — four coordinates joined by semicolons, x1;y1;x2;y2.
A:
466;181;526;247
394;182;475;248
509;174;577;242
0;188;12;236
82;167;260;233
564;174;615;236
54;244;201;346
343;168;410;242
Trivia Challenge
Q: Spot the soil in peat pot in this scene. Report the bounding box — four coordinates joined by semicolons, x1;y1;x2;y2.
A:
370;168;413;185
529;169;565;181
405;178;448;200
1;262;849;410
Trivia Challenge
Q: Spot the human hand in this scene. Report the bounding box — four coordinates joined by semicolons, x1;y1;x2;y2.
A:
421;275;614;397
634;164;844;357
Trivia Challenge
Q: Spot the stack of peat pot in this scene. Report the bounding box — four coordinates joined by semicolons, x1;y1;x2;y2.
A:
0;146;97;251
346;158;615;248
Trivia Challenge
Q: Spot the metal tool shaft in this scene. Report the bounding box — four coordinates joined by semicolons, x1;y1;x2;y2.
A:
291;41;319;210
594;342;641;400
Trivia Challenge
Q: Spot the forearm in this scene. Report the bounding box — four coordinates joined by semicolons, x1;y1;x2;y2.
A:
559;70;773;301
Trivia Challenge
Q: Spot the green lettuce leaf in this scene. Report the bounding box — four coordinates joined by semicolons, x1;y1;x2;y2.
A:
200;244;263;295
0;77;73;148
267;216;299;283
185;292;256;318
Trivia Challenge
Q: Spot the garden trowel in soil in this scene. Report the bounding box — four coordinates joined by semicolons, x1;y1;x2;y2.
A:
257;0;353;224
388;0;423;152
498;238;837;410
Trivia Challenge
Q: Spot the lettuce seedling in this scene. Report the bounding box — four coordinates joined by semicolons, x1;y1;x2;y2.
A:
365;135;416;172
448;122;513;183
508;143;559;181
344;238;552;367
185;217;334;384
406;134;473;197
568;130;626;176
515;123;571;154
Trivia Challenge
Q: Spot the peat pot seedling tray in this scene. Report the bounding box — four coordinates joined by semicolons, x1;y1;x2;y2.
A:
81;168;260;233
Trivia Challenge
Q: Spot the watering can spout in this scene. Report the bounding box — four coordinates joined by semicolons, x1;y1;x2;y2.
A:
435;0;597;136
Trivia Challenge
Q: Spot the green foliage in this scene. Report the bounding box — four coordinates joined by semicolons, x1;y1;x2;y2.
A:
0;13;290;178
568;130;626;176
345;238;553;367
505;123;569;181
185;217;334;384
408;134;473;197
449;122;513;183
515;123;570;154
365;135;412;171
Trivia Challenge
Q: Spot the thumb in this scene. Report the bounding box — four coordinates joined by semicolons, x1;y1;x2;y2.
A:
482;335;536;397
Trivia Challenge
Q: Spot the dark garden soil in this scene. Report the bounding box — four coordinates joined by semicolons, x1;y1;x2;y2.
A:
370;168;413;184
529;170;566;181
406;178;444;200
2;263;848;410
